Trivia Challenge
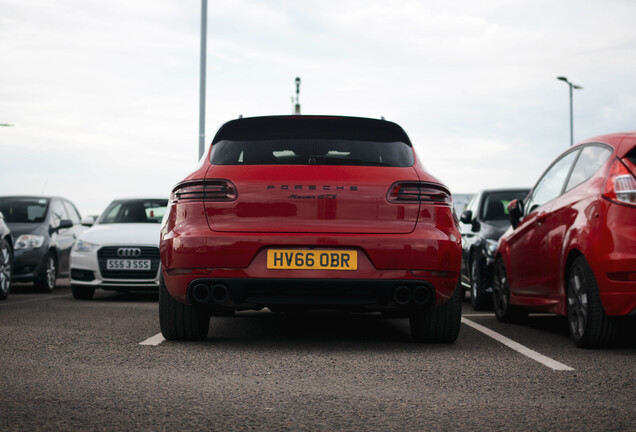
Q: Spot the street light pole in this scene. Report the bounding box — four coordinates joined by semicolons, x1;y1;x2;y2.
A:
198;0;207;160
557;76;583;146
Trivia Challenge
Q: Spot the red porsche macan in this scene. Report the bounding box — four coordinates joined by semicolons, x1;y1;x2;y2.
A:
159;116;462;342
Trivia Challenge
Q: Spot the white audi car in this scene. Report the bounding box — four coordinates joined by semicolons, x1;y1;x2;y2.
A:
70;198;167;300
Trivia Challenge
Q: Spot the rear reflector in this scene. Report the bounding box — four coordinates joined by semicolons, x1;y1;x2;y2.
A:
171;179;237;203
607;271;636;282
165;268;214;276
603;158;636;206
387;182;452;205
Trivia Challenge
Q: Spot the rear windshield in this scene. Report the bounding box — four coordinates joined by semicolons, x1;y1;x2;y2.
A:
98;199;168;224
0;198;49;223
626;146;636;167
210;139;414;167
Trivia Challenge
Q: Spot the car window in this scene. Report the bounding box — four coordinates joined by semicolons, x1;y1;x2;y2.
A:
210;139;414;167
626;146;636;166
0;198;49;223
50;200;69;228
565;145;613;192
480;190;529;221
144;203;166;223
525;150;579;214
99;199;168;224
466;194;479;215
63;201;81;224
101;202;122;223
461;195;477;219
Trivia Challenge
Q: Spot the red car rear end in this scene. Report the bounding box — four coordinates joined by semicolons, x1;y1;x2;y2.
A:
495;132;636;347
159;116;462;342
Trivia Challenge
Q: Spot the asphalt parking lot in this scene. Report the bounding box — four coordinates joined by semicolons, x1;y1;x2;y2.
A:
1;280;635;431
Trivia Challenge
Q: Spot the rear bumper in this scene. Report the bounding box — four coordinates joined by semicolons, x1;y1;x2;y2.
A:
163;269;458;309
160;228;461;309
597;260;636;316
183;277;439;311
594;203;636;315
599;291;636;316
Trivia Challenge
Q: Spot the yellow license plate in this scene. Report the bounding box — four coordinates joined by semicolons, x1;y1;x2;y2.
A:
267;250;357;270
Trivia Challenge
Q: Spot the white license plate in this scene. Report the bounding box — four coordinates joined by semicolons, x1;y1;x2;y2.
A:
106;259;151;270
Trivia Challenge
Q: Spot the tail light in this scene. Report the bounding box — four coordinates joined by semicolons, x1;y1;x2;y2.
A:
387;182;452;205
603;158;636;206
171;179;237;203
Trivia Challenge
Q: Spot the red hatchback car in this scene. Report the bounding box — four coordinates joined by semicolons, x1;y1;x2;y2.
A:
495;132;636;347
159;115;462;342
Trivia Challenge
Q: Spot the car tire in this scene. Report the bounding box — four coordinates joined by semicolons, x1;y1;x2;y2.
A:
72;285;95;300
470;253;491;311
567;256;618;348
34;252;57;293
159;273;210;341
492;258;527;322
0;239;13;300
410;278;462;343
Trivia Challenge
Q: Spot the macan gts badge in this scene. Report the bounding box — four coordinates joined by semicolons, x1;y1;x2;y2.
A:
269;184;358;200
159;115;463;342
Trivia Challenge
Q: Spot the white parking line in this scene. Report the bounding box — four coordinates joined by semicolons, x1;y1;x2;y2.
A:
461;317;574;371
139;332;165;346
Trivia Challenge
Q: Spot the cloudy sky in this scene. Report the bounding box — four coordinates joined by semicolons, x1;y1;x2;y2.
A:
1;0;635;215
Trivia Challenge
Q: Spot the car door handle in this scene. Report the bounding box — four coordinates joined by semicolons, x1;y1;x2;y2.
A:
536;212;547;225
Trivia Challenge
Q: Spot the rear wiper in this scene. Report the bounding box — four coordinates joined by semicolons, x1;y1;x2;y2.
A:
307;155;390;166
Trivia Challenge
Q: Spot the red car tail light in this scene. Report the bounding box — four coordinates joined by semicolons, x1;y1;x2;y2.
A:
171;179;237;203
603;158;636;206
387;182;451;205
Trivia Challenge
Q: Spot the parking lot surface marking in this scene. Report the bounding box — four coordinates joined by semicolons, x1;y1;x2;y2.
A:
461;317;574;371
139;332;165;346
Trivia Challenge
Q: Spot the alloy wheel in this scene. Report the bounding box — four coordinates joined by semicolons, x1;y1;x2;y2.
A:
45;255;56;291
471;259;480;300
567;264;588;341
492;260;508;317
0;242;11;297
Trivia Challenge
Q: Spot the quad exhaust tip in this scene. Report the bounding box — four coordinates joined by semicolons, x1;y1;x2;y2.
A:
192;283;211;303
211;284;229;304
191;283;230;304
394;285;411;305
393;284;433;306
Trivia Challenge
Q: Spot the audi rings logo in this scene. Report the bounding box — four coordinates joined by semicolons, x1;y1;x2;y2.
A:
117;247;142;258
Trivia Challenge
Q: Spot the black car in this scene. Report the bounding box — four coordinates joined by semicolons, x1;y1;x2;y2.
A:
0;196;88;292
459;188;530;309
0;211;12;300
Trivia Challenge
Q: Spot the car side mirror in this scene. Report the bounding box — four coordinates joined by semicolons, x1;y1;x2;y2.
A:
471;219;481;232
57;219;74;230
81;216;95;227
459;210;472;224
508;199;524;229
